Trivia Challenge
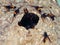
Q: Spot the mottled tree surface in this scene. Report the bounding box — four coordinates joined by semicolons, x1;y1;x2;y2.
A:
0;0;60;45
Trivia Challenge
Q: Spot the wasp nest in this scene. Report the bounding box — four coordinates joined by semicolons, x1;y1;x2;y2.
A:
0;0;60;45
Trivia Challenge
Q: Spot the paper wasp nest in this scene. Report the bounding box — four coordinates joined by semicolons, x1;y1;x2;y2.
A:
0;0;60;45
